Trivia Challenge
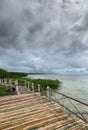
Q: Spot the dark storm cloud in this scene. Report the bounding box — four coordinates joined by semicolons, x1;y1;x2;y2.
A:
0;0;88;73
0;19;20;46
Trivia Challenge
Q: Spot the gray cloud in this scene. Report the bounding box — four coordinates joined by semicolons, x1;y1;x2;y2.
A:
0;0;88;73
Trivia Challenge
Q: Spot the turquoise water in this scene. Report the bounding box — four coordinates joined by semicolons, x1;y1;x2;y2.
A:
28;74;88;103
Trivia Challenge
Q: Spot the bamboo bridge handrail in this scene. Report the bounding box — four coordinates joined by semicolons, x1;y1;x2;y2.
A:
46;95;88;123
44;87;88;123
50;89;88;106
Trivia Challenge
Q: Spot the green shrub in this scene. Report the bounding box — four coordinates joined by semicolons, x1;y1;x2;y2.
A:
30;79;61;89
0;87;15;96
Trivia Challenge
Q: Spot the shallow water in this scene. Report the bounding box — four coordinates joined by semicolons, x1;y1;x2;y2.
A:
28;74;88;103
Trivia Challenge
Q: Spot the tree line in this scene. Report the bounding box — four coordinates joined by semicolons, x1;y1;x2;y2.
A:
0;68;28;78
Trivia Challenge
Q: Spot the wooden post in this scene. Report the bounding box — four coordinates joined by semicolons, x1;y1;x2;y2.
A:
5;79;7;84
1;79;3;85
15;80;20;95
3;78;4;85
0;79;1;84
1;78;3;83
16;86;20;95
0;79;2;86
31;83;34;92
25;80;26;88
47;86;50;101
38;84;41;96
4;79;7;89
28;81;30;90
4;78;6;85
9;79;12;91
9;79;12;85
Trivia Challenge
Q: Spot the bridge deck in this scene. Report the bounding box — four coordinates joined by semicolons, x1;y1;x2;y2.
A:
18;86;31;94
0;93;88;130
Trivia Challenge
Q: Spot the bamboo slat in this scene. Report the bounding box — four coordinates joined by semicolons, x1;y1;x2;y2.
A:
0;93;87;130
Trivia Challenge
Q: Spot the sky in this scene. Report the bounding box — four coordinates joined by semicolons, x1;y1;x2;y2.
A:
0;0;88;74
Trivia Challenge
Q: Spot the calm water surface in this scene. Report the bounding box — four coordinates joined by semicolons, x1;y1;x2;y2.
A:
28;74;88;103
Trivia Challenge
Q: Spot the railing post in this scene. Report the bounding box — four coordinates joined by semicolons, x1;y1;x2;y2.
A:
4;79;7;88
38;84;41;96
4;79;7;84
2;78;4;83
9;79;12;91
28;81;29;88
15;80;20;95
1;78;3;83
0;79;1;85
1;79;3;85
25;80;26;88
1;78;3;85
31;83;34;92
3;79;4;85
9;79;12;85
47;86;50;101
28;81;30;89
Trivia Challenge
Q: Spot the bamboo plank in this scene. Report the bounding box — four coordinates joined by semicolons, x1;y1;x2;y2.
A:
0;106;62;124
0;96;46;109
37;117;75;130
0;93;87;130
0;102;59;118
1;114;67;130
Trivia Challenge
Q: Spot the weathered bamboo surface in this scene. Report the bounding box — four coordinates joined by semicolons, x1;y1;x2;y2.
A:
0;93;88;130
18;86;31;94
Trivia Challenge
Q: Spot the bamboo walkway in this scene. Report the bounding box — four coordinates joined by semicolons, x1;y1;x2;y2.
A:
18;86;31;94
0;92;88;130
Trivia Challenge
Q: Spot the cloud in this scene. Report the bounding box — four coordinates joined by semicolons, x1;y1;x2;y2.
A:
0;0;88;73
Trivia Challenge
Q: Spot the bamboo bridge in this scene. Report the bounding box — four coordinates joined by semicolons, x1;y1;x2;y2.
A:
0;79;88;130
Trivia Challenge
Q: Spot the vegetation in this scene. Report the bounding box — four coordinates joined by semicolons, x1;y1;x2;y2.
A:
30;79;61;89
0;68;61;94
17;78;61;89
0;68;28;78
0;87;15;96
0;69;8;78
8;72;28;78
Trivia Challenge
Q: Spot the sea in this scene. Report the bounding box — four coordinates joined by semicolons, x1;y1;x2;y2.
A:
28;74;88;102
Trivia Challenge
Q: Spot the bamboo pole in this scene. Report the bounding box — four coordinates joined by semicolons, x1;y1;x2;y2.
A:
38;84;41;96
31;83;34;92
